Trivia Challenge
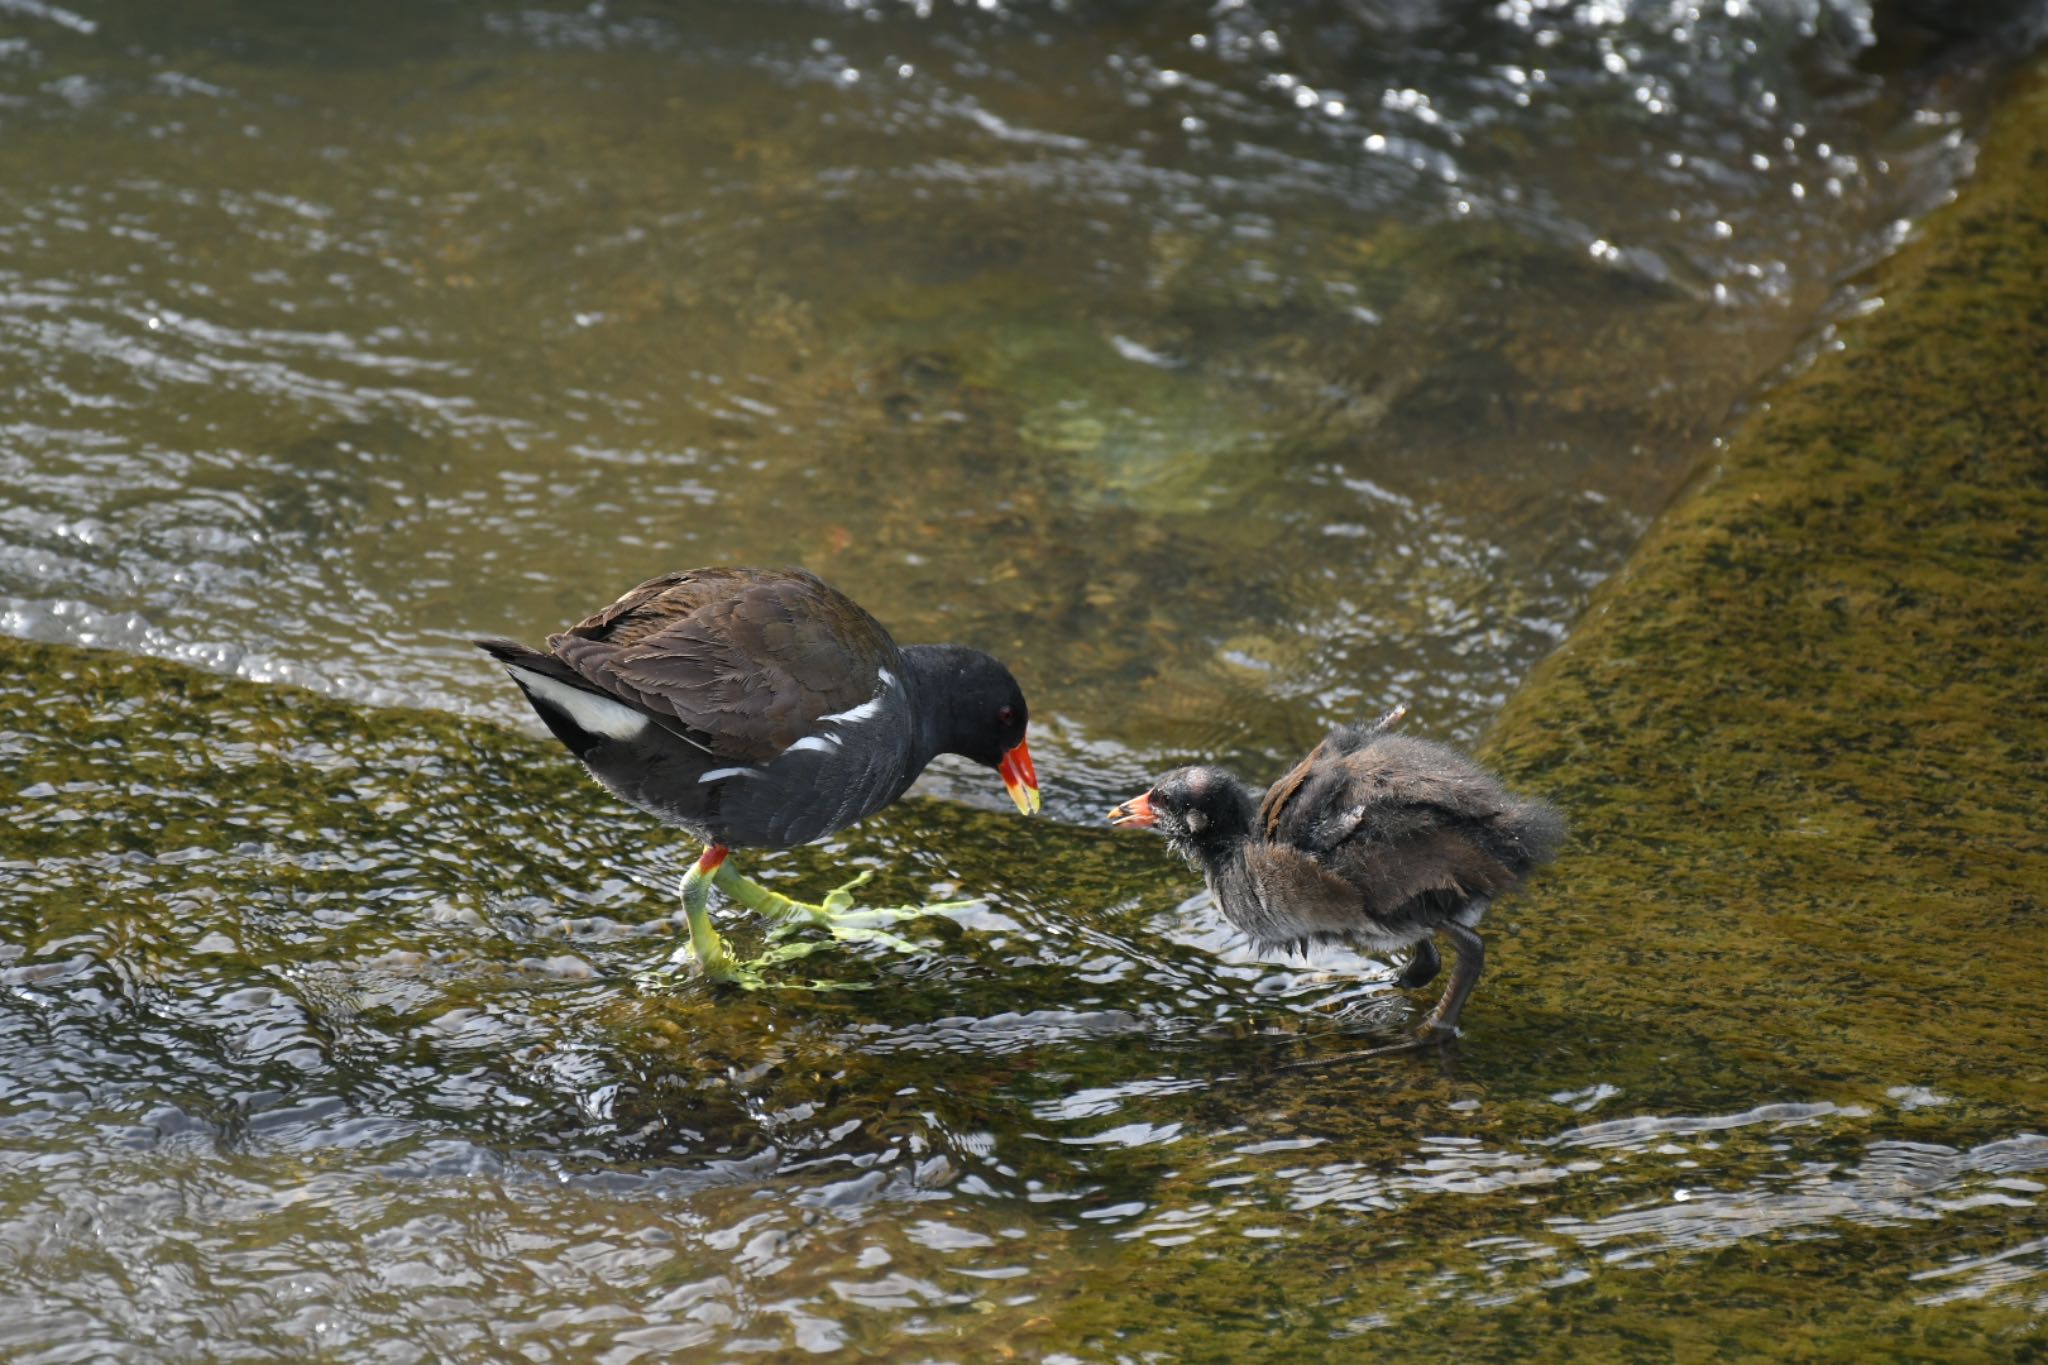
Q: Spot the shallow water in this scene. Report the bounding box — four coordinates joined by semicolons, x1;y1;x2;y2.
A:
0;0;1993;805
3;0;2046;1358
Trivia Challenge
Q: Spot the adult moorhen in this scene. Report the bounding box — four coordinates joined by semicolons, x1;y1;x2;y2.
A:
1108;707;1562;1040
476;566;1038;985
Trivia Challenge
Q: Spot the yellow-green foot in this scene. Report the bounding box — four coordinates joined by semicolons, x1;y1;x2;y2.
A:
640;949;768;991
637;851;982;990
637;917;837;992
713;865;978;957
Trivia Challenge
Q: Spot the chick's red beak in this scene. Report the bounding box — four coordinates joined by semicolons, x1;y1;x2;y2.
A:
1106;790;1156;829
998;739;1040;816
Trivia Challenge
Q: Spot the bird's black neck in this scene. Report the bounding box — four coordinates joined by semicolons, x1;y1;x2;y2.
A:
898;642;999;768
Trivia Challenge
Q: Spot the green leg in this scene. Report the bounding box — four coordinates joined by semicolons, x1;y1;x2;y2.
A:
654;847;767;988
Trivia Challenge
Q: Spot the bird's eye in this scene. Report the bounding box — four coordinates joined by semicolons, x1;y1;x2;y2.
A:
997;705;1016;727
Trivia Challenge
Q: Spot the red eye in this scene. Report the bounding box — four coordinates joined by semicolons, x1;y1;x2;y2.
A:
998;706;1016;727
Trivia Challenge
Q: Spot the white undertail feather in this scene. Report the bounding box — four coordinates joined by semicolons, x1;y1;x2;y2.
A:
698;766;758;783
510;667;650;741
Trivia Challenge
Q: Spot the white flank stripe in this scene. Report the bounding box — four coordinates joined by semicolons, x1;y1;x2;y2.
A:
512;668;649;741
817;666;895;728
783;734;841;755
817;696;884;727
698;766;758;784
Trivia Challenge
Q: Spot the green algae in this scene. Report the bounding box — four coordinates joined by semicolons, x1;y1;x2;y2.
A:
6;355;2048;1358
1482;57;2048;1113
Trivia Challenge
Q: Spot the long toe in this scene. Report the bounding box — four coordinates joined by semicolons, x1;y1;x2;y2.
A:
713;964;774;991
827;921;927;956
761;896;981;941
817;869;876;915
751;906;947;956
832;902;973;929
740;942;877;992
1276;1038;1428;1069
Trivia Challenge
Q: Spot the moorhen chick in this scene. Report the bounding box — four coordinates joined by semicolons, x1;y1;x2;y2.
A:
476;566;1038;985
1108;707;1562;1040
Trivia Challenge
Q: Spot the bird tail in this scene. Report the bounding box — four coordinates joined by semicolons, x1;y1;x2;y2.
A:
1512;796;1569;866
472;635;661;757
472;636;613;694
473;635;550;669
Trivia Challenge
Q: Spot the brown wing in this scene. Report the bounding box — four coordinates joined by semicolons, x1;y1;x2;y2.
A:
544;566;897;763
1249;804;1517;936
1257;708;1407;843
1320;827;1522;920
1257;736;1329;842
1256;730;1534;924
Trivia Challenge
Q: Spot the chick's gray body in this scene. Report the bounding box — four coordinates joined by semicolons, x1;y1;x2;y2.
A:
1131;719;1565;1037
1236;731;1564;957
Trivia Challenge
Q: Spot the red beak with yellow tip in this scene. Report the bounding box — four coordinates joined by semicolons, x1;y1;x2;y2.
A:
1106;790;1156;828
998;739;1040;815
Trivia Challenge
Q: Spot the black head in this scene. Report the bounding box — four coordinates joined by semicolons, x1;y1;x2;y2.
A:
904;643;1037;815
1107;764;1256;866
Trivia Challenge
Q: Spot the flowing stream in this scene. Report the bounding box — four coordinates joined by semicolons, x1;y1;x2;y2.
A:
3;1;2043;1357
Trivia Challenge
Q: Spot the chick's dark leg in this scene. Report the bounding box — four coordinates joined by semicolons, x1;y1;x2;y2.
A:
1396;937;1441;989
1416;922;1483;1040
